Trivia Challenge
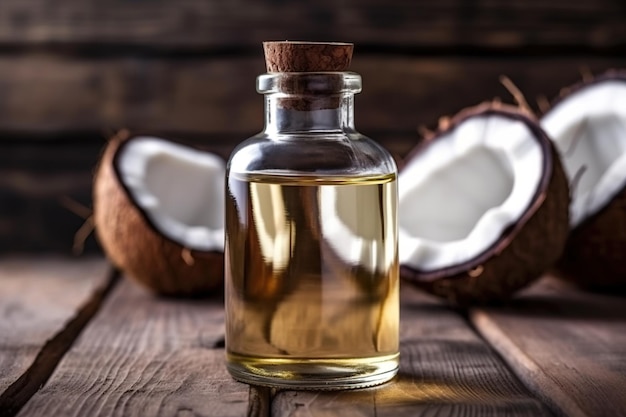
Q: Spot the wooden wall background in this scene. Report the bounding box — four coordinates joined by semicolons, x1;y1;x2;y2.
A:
1;0;625;253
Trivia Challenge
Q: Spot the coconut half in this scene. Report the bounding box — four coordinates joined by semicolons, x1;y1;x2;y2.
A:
93;133;225;296
400;103;570;305
541;71;626;289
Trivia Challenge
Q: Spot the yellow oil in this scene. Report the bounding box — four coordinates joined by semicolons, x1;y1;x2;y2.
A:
225;172;399;389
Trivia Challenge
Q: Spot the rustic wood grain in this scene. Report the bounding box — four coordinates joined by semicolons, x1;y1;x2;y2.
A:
471;275;626;417
17;277;251;417
0;258;112;417
0;55;625;138
272;286;552;417
0;0;624;50
0;258;109;392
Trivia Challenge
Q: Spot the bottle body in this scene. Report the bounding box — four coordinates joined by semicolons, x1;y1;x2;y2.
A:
224;72;399;389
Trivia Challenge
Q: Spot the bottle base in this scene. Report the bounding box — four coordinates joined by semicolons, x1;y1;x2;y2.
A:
226;352;399;390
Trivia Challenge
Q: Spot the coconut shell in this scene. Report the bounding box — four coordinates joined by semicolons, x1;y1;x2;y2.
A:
543;70;626;290
93;132;224;296
558;191;626;290
400;102;571;305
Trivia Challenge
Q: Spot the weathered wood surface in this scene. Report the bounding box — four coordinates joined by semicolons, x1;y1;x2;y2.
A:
471;275;626;417
3;261;626;417
0;258;109;393
0;258;113;417
0;0;624;50
272;285;552;417
18;277;251;417
1;56;625;137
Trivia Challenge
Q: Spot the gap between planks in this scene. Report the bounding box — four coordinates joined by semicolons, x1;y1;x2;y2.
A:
0;0;625;53
15;277;249;417
248;387;273;417
1;56;626;137
0;267;120;417
0;265;554;417
470;275;626;417
269;286;552;417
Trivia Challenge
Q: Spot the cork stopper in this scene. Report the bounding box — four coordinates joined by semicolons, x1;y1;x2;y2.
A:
263;41;353;73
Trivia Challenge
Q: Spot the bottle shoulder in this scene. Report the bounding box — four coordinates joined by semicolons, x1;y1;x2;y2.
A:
227;132;397;178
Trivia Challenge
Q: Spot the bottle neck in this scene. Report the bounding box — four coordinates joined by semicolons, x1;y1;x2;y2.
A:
256;72;362;136
264;94;355;134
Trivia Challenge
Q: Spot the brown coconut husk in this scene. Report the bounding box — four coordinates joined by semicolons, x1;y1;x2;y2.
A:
93;131;224;296
541;70;626;290
400;102;571;306
559;193;626;290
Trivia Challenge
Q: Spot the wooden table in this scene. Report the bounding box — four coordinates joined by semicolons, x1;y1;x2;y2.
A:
1;258;625;417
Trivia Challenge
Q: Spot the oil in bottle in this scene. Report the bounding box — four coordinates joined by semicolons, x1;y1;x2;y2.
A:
225;173;399;389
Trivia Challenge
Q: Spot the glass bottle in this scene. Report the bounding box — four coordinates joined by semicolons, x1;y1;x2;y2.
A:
224;42;399;390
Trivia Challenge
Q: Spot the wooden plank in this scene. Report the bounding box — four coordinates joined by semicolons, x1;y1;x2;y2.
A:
1;55;625;137
471;276;626;417
0;258;109;394
0;0;624;50
272;286;552;417
0;142;98;253
0;55;263;135
18;277;251;417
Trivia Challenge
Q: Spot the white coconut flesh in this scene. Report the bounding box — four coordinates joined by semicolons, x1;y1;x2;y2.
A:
399;115;545;272
541;81;626;228
116;136;225;252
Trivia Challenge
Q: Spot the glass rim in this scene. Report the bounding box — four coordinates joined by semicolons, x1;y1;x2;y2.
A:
257;72;362;95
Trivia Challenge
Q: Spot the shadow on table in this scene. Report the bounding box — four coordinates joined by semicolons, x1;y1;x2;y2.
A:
483;274;626;323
